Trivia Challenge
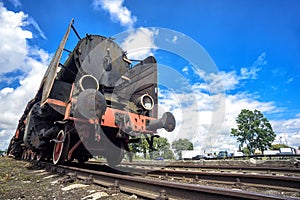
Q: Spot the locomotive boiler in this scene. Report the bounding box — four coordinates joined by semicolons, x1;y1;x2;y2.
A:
7;20;175;166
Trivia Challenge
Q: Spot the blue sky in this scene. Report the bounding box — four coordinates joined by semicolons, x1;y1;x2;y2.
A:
0;0;299;151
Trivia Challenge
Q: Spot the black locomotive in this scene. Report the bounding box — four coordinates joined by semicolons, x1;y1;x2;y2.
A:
7;20;175;166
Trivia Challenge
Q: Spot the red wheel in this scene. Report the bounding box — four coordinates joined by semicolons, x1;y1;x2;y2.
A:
53;129;70;165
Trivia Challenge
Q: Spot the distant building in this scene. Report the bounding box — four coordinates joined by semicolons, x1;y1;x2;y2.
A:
181;150;200;160
263;150;279;155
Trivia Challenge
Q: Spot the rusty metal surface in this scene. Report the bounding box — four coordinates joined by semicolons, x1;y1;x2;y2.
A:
147;168;300;190
36;161;297;200
40;19;73;105
86;161;300;190
118;161;300;173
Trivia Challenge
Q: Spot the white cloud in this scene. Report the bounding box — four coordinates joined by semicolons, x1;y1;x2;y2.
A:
240;52;266;79
26;16;47;40
0;130;6;137
226;93;277;115
0;3;32;74
191;70;239;94
185;61;298;151
206;71;239;93
157;52;299;153
254;52;267;66
0;87;14;95
158;84;296;153
92;0;137;29
271;117;300;147
271;118;300;134
0;48;48;149
240;67;260;79
0;72;25;85
182;66;188;73
172;35;178;43
0;3;49;150
121;27;158;60
191;52;267;95
0;129;11;151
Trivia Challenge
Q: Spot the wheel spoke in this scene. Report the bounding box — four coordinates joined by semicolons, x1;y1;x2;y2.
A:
53;128;70;165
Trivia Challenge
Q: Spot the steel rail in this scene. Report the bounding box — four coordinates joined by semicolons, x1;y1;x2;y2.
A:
143;168;300;190
86;161;300;189
116;161;300;173
37;161;297;200
88;160;300;175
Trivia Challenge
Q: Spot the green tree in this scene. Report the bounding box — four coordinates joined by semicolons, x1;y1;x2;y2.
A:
270;143;290;150
231;109;276;155
129;137;174;160
242;147;250;156
129;137;149;159
152;137;174;159
172;138;193;159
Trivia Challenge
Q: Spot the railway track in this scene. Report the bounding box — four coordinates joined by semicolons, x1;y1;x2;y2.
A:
87;160;300;189
35;161;299;200
84;161;300;193
131;167;300;190
116;161;300;175
88;159;300;175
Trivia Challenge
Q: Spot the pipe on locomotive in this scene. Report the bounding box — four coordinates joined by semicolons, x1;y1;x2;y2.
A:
78;74;99;91
76;74;107;119
135;94;154;111
147;112;176;132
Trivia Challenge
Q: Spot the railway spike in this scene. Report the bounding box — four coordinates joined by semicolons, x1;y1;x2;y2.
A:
194;175;199;183
156;189;168;200
234;178;243;189
142;171;147;178
82;175;93;185
108;180;120;194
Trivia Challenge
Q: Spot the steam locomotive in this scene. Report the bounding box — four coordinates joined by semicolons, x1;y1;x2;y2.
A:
7;20;175;166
